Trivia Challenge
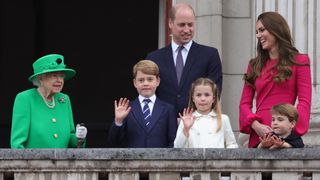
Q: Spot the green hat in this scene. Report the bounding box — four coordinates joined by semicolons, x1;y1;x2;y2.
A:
28;54;76;82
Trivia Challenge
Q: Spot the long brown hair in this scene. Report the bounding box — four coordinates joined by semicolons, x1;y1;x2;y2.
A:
188;78;222;132
244;12;302;87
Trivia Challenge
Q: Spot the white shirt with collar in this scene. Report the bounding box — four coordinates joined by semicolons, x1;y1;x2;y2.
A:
174;110;238;148
138;94;156;115
171;40;193;66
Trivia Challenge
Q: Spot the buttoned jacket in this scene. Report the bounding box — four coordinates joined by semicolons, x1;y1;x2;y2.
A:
174;111;238;148
11;88;78;148
108;97;177;148
146;41;222;114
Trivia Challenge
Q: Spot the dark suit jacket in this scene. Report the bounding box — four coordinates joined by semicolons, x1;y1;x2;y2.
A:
108;97;177;148
146;41;222;114
282;132;304;148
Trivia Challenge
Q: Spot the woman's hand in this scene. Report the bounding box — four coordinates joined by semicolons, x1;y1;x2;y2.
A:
179;107;195;137
252;120;273;137
114;98;131;125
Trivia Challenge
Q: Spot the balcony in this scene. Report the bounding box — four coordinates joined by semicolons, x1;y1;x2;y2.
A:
0;148;319;180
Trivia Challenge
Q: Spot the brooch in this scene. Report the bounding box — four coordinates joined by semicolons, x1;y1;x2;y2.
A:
58;97;66;104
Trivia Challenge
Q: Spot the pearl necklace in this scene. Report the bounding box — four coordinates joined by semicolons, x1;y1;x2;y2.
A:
38;90;55;109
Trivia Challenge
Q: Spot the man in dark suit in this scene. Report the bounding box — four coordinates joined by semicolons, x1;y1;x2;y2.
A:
146;3;222;115
108;60;177;148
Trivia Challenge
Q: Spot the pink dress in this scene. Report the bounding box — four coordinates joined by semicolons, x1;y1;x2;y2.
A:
239;54;312;148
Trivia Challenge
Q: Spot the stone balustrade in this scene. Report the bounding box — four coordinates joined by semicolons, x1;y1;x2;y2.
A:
0;148;319;180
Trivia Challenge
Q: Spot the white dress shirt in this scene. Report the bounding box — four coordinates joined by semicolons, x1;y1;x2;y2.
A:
138;95;156;115
171;40;192;66
174;110;238;148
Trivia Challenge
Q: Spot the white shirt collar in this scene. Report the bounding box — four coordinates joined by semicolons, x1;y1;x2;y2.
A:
171;40;193;52
193;110;217;118
138;94;156;104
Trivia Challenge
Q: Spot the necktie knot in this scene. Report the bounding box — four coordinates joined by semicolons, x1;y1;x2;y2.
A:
143;99;151;104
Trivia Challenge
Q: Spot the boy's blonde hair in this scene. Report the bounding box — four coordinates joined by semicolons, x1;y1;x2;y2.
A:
271;103;299;122
132;60;159;79
188;77;222;132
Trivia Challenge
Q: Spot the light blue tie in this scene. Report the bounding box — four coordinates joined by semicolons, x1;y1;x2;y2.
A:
142;99;151;126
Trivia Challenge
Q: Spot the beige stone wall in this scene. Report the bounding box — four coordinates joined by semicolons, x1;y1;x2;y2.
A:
175;0;319;147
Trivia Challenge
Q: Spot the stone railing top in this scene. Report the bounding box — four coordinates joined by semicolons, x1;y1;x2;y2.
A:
0;148;320;160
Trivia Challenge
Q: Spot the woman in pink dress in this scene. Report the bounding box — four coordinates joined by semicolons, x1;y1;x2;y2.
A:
239;12;312;148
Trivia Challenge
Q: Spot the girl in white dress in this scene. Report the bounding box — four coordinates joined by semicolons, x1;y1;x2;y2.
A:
174;78;238;148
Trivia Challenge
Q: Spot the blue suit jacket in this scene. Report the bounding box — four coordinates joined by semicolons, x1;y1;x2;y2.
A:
146;41;222;114
108;97;177;148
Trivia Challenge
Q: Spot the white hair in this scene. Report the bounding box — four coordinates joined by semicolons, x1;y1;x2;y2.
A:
32;74;45;87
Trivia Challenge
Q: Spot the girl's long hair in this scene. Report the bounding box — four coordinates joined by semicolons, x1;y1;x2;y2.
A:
188;78;222;132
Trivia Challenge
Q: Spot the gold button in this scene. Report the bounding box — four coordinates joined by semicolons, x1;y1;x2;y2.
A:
53;133;58;138
52;118;56;123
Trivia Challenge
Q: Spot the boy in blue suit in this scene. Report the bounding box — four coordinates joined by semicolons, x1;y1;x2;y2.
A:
108;60;177;148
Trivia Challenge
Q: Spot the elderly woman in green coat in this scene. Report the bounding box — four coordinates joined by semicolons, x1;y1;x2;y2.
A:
10;54;87;148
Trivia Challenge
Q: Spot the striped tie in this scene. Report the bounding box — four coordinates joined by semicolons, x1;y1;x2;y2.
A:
142;99;151;126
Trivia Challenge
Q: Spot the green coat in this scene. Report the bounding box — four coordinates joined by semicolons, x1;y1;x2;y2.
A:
10;88;79;148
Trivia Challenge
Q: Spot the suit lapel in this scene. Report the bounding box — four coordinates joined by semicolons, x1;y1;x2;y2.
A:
179;42;198;90
164;45;179;89
147;99;163;133
131;99;149;132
